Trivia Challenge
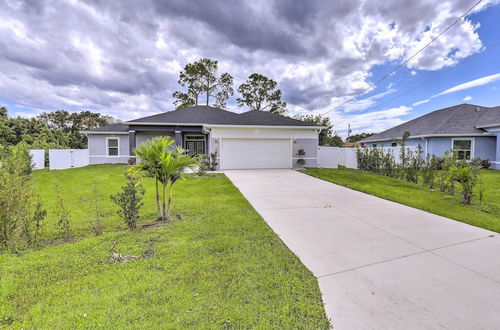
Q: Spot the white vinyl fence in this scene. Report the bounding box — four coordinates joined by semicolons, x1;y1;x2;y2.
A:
29;149;45;170
49;149;89;170
318;146;418;169
318;147;358;169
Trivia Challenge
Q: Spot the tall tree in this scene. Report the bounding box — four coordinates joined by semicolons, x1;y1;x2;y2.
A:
173;58;234;109
293;114;333;146
237;73;287;115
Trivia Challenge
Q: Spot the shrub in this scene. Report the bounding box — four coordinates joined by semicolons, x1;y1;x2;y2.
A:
196;155;210;176
356;146;385;173
31;198;47;246
296;149;306;167
111;174;145;229
0;143;33;246
381;151;397;178
54;183;71;240
470;157;491;169
19;197;47;246
90;181;103;236
450;165;480;205
403;145;422;184
209;152;218;171
421;154;439;189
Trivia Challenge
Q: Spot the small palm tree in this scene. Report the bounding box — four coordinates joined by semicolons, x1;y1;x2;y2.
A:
158;146;199;220
129;136;174;220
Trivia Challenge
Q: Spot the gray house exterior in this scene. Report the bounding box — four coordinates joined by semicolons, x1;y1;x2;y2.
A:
83;106;322;170
360;104;500;169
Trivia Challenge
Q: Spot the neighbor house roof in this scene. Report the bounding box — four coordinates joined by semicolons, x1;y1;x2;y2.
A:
84;106;320;133
361;104;498;143
476;106;500;128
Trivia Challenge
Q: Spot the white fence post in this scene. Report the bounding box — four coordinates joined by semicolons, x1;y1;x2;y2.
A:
29;149;45;170
49;149;89;170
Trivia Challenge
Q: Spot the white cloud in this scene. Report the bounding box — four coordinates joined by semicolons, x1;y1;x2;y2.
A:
412;99;430;106
0;0;493;121
437;73;500;96
333;105;412;137
463;95;472;101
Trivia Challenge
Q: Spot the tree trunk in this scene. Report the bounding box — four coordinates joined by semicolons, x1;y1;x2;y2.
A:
206;81;210;105
166;183;173;219
155;179;162;221
162;182;167;221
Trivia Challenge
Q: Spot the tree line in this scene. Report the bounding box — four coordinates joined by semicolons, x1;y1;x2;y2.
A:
0;107;117;149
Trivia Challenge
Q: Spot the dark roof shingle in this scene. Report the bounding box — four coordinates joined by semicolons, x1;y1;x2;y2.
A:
362;104;496;142
85;106;320;133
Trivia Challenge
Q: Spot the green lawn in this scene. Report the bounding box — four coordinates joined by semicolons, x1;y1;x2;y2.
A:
303;168;500;233
0;165;330;329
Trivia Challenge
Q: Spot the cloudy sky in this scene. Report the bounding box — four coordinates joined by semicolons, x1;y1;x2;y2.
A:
1;0;500;136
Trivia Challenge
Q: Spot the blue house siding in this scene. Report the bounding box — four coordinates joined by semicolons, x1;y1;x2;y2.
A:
490;130;500;169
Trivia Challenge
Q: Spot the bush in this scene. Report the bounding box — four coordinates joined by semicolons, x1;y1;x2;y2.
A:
450;165;480;205
54;183;71;240
403;145;422;184
0;143;34;247
209;152;218;171
470;157;491;169
111;174;145;229
90;181;103;236
196;155;210;176
421;154;439;189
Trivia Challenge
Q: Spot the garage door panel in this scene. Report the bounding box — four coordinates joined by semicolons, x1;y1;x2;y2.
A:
221;138;291;169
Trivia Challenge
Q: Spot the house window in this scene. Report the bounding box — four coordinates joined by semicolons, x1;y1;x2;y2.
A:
107;138;119;156
391;142;397;147
452;139;473;160
372;144;377;147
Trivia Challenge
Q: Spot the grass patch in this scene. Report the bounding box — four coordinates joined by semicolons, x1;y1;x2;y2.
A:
0;165;330;328
304;168;500;233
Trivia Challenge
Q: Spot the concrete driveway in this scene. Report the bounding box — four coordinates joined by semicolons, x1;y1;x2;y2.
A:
225;169;500;329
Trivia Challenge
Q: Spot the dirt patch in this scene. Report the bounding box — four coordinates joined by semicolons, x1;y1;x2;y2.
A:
109;252;139;263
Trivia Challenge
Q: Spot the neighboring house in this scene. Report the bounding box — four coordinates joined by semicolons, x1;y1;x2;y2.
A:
83;106;322;170
360;104;500;169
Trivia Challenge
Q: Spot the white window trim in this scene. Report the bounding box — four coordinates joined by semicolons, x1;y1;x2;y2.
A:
106;137;120;157
451;137;475;160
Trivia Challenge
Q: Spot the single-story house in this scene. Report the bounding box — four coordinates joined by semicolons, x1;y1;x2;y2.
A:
83;105;322;170
360;103;500;169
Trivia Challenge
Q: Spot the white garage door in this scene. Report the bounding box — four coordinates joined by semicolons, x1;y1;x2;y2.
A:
221;138;291;169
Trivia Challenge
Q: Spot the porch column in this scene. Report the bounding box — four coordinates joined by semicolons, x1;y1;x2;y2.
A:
174;131;182;147
129;130;136;161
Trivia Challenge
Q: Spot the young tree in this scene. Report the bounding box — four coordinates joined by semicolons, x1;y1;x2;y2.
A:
173;58;234;109
0;143;33;246
54;183;71;241
237;73;287;115
130;136;174;220
111;174;145;229
158;146;199;220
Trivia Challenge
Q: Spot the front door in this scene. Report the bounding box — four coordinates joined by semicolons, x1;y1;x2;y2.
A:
185;139;205;155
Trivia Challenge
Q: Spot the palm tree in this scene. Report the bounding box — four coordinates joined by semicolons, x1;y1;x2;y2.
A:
129;136;174;220
157;146;199;220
